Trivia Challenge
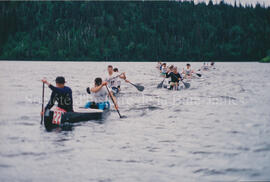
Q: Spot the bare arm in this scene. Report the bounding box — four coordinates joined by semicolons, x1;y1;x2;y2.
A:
119;72;126;80
42;79;51;86
41;79;68;94
119;72;130;83
90;82;107;93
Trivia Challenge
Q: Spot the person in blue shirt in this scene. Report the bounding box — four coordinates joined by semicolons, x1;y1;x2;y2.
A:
41;76;73;116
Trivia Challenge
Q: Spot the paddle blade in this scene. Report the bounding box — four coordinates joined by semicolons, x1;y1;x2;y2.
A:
196;73;202;77
130;82;144;91
136;85;144;92
183;82;190;89
157;79;165;88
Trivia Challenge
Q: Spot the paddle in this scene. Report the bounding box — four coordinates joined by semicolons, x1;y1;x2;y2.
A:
181;80;190;89
105;85;124;118
128;81;144;92
157;78;165;88
41;82;45;125
108;73;144;92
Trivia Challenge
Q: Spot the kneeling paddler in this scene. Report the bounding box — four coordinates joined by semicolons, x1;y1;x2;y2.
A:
85;77;118;110
41;76;73;116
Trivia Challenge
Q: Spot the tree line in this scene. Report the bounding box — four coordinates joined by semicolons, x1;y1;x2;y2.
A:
0;1;270;61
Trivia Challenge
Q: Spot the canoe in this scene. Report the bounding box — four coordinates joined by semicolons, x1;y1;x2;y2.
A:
44;108;104;130
162;84;183;91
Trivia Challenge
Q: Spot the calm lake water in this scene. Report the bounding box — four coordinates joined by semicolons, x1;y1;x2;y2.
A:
0;61;270;182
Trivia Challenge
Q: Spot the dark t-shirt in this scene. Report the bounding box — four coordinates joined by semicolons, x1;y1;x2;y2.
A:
45;85;73;112
166;72;182;83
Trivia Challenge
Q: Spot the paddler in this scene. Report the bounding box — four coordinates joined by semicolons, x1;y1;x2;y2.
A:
113;67;123;92
105;65;127;95
85;77;118;110
210;62;215;68
160;63;167;77
41;76;73;116
157;61;162;70
166;65;174;87
168;65;174;73
182;63;194;79
201;62;209;71
166;66;183;90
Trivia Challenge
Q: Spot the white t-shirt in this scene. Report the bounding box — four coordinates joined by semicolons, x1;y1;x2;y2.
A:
116;79;121;88
105;73;120;88
92;87;108;103
184;68;192;75
161;67;167;74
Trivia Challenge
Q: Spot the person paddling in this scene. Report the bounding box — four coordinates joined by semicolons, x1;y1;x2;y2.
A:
160;63;167;77
166;67;183;90
85;77;118;110
113;67;124;92
210;62;215;68
165;65;174;87
201;62;209;71
168;65;174;73
105;65;126;95
182;63;194;79
41;76;73;116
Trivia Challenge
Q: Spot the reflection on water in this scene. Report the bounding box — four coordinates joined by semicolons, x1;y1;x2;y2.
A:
0;61;270;182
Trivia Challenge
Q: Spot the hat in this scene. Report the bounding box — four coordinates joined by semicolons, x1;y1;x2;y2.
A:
55;76;65;84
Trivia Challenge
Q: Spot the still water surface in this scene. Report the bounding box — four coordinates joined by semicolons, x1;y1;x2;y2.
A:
0;61;270;182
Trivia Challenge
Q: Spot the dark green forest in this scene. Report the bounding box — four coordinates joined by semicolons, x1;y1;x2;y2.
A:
0;1;270;61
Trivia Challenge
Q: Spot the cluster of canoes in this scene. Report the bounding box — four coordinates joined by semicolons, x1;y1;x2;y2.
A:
156;61;215;90
41;62;215;130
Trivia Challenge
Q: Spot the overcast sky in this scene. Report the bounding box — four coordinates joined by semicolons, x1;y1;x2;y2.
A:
192;0;270;7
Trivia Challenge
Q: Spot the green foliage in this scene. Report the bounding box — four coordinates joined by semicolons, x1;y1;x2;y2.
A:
260;56;270;63
0;1;269;61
